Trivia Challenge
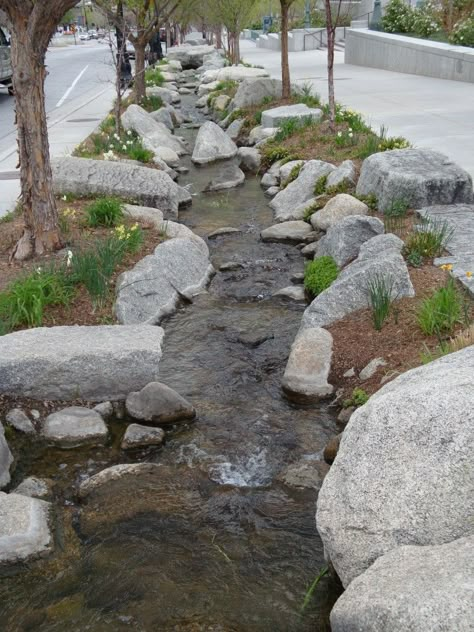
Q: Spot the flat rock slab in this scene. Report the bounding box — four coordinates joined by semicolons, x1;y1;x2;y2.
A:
356;149;474;213
0;325;164;401
419;204;474;296
79;463;161;498
192;121;238;164
0;424;13;490
52;157;181;219
261;221;313;243
0;492;52;565
282;327;334;402
126;382;195;425
115;238;214;325
146;86;180;104
317;346;474;588
261;103;322;128
201;66;269;84
42;407;108;448
330;537;474;632
121;424;165;450
302;248;414;330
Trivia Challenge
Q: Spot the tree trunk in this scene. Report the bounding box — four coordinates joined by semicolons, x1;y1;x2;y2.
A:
11;31;61;259
325;0;336;132
134;40;146;103
215;27;222;49
234;30;240;64
281;2;291;98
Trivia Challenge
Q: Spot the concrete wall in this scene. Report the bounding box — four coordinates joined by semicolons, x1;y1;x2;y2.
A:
256;27;346;52
345;29;474;83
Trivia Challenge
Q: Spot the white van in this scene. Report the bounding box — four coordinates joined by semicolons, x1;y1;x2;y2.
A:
0;26;13;95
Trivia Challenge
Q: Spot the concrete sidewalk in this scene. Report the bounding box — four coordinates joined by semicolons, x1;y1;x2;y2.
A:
240;40;474;180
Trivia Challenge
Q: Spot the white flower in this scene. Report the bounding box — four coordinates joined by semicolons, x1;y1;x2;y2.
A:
36;267;42;274
127;130;132;136
114;133;120;140
66;250;73;267
337;131;342;137
122;144;127;151
349;132;353;138
62;195;67;201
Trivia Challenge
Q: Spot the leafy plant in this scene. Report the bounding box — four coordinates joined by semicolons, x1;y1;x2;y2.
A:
406;250;424;268
417;279;462;336
381;0;416;33
295;82;321;108
260;144;293;168
335;128;357;147
253;110;263;125
377;136;411;151
303;197;329;221
304;256;339;298
343;387;370;408
355;192;378;211
0;211;15;224
367;273;395;331
313;175;328;196
282;162;303;188
85;198;124;228
275;116;313;142
139;94;164;112
449;15;474;47
145;66;165;87
404;216;454;259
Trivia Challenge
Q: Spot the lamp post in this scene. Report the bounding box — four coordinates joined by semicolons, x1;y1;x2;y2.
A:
82;0;89;30
304;0;311;28
370;0;382;30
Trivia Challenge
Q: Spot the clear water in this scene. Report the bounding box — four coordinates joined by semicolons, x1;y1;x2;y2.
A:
0;94;341;632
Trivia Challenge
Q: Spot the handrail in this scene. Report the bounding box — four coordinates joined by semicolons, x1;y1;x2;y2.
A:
303;28;324;51
351;10;374;27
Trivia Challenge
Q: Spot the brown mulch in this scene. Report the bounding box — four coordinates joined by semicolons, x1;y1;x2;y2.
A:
327;265;471;399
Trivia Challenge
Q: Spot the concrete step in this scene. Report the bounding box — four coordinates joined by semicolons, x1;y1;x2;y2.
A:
350;20;369;29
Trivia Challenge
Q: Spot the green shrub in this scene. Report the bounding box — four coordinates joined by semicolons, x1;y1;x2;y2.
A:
406;250;423;268
343;387;370;408
113;223;144;254
417;279;462;336
260;144;293;168
145;66;165;87
335;128;357;147
404;216;454;259
0;211;15;224
215;79;238;92
85;198;124;228
127;144;154;163
304;256;339;298
295;82;321;108
377;136;411;151
0;267;73;331
326;181;351;195
366;273;395;331
449;16;474;47
381;0;415;33
412;6;441;37
313;175;328;196
303;197;329;221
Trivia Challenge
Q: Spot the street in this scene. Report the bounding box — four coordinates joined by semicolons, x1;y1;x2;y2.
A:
0;40;116;215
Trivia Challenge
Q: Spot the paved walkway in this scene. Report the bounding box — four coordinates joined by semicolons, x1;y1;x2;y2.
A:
240;40;474;181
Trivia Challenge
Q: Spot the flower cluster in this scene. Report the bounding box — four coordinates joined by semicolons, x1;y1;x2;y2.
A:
440;264;453;271
114;223;139;241
113;222;143;254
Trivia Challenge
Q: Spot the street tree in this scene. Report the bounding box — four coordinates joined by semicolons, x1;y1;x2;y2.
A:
205;0;256;64
279;0;298;98
0;0;78;259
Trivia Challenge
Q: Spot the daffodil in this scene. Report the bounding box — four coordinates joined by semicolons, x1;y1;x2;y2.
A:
466;271;472;278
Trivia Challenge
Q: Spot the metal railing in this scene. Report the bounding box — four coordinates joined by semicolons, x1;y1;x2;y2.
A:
303;28;324;51
351;10;374;27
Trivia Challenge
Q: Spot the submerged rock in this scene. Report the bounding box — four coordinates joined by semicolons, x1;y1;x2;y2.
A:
121;424;165;450
317;346;474;587
208;227;241;239
79;463;161;498
126;382;196;425
204;164;245;192
42;407;108;448
0;492;52;565
272;285;306;301
330;536;474;632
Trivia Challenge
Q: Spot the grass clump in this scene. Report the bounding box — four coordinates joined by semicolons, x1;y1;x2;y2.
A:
404;216;454;261
355;192;378;211
282;162;304;188
383;199;409;235
145;66;165;87
260;145;294;169
417;279;462;336
304;256;339;298
275;116;313;143
367;273;395;331
313;175;328;196
0;211;15;224
75;124;154;164
85;198;124;228
139;94;164;112
343;387;370;408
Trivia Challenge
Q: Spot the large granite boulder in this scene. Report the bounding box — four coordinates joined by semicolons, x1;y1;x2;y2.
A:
203;163;245;191
311;194;369;231
248;126;278;146
330;536;474;631
126;382;195;425
282;327;334;402
356;149;474;212
237;147;261;174
42;407;108;448
146;86;180;104
201;66;269;84
192;121;238;164
0;424;13;490
317;346;474;588
167;44;217;69
149;106;174;131
357;233;404;259
0;492;52;565
302;248;414;329
326;160;357;190
226;118;245;141
115;238;214;325
0;325;164;401
52;157;181;219
200;51;226;72
315;216;385;268
121;104;187;159
231;78;283;110
270;160;335;220
261;103;322;128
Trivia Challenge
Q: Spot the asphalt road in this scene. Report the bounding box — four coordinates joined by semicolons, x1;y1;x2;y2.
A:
0;40;114;147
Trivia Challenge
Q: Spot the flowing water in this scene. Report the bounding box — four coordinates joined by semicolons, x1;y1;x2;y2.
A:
0;94;341;631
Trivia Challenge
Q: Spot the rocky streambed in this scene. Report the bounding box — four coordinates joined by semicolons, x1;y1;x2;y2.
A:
0;92;341;631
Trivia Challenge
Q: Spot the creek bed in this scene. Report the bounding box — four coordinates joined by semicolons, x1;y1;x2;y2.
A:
0;95;341;632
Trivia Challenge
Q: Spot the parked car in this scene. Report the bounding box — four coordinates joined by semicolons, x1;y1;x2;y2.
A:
79;32;91;41
0;26;13;96
88;30;98;39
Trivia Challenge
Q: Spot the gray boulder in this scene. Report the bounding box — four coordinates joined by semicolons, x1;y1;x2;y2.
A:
282;327;334;402
330;537;474;631
265;186;280;198
302;249;414;329
261;103;322;128
261;221;314;243
42;407;108;448
197;80;219;97
52;157;181;219
0;325;164;401
192;121;238;164
279;160;305;184
13;477;52;500
115;238;214;325
276;197;319;223
204;163;245;192
231;78;282;110
126;382;195;425
237;147;261;174
149;107;174;130
359;357;387;381
356;149;474;212
79;463;160;498
121;104;187;160
146;86;180;104
0;424;13;490
201;66;269;84
121;424;165;450
212;94;231;112
326;160;357;190
0;492;52;565
167;44;217;69
248;126;278;146
315;216;385;268
5;408;35;434
358;233;405;259
200;51;226;71
164;103;184;126
272;285;306;301
311;194;369;231
226;118;244;141
270;160;335;220
317;346;474;588
261;172;278;188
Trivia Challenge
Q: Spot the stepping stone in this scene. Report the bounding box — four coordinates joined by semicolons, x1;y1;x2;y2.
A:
42;407;108;448
121;424;165;450
208;227;241;239
204;165;245;192
126;382;195;425
261;221;313;243
261;103;322;128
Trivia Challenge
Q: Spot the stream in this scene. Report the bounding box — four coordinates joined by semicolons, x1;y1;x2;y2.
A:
0;93;341;631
